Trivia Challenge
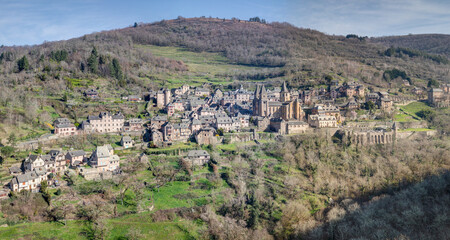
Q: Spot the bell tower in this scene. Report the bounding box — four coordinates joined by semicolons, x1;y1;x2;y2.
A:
280;81;290;102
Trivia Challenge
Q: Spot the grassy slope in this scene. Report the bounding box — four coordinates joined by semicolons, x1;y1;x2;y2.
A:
0;217;199;240
395;101;434;122
137;44;276;88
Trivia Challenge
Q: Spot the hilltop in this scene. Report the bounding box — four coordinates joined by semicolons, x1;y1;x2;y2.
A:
371;34;450;57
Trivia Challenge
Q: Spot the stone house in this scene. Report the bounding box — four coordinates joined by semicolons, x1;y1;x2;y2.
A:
123;118;144;132
379;98;393;111
216;116;233;132
194;87;210;97
308;114;337;128
121;136;133;149
191;119;202;133
9;166;22;176
186;150;210;166
428;88;450;107
163;123;191;142
195;128;218;145
156;89;171;108
49;150;67;174
24;155;45;172
66;150;86;167
151;129;164;147
173;100;185;111
88;145;120;172
151;115;168;130
83;112;125;133
166;103;175;116
311;104;341;122
84;89;99;99
53;118;77;136
10;170;47;192
366;93;379;103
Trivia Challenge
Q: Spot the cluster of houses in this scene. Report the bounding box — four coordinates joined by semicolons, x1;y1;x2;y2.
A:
145;81;395;146
8;144;122;192
53;112;144;137
9;80;402;193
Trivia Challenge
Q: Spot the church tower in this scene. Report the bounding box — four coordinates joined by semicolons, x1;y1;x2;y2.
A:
259;85;269;117
253;85;261;116
280;81;291;102
164;89;171;106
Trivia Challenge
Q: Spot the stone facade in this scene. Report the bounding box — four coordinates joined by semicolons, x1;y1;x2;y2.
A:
88;145;120;173
185;150;210;166
428;87;450;107
195;128;218;145
83;112;125;133
253;82;304;121
308;114;337;128
10;170;47;192
53;118;77;136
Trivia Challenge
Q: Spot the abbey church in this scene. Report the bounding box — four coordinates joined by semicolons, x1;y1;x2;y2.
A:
253;82;304;121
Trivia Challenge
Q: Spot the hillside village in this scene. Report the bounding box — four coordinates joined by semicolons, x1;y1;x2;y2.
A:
2;78;445;196
0;14;449;239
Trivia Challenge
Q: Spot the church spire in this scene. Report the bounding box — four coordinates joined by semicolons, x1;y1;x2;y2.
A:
254;85;261;99
260;85;267;100
282;81;288;93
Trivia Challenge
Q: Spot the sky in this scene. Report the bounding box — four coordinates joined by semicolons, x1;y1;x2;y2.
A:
1;0;450;46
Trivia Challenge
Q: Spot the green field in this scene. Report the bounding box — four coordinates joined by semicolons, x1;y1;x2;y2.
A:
394;113;416;122
136;44;280;88
399;128;434;132
0;216;200;240
399;101;433;119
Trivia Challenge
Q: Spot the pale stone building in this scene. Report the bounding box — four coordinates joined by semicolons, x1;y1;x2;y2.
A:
83;112;125;133
88;145;120;172
53;118;77;136
10;170;47;192
308;114;337;128
186;150;210;166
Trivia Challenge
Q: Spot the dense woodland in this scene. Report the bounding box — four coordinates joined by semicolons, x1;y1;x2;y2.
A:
371;34;450;58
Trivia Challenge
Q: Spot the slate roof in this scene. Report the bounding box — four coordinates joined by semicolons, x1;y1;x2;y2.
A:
68;150;85;157
187;150;210;158
122;136;132;142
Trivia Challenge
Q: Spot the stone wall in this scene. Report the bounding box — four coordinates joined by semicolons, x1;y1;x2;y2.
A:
228;132;275;144
344;121;427;130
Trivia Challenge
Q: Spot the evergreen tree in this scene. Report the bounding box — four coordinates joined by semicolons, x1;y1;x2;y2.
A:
17;55;29;72
110;58;124;83
87;47;99;74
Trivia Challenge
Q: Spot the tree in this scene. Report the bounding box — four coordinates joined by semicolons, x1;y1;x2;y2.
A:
365;101;376;113
427;79;439;88
1;146;14;159
133;22;138;28
40;180;51;205
110;58;123;82
8;133;16;146
217;128;224;136
87;47;99;74
17;56;29;72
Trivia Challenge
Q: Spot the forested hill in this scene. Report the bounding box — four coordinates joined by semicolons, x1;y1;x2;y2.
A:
370;34;450;58
1;17;449;97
